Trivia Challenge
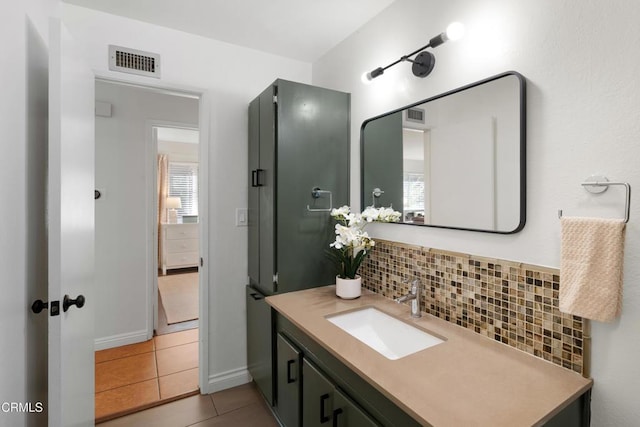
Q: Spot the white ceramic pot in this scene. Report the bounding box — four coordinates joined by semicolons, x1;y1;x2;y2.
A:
336;275;362;299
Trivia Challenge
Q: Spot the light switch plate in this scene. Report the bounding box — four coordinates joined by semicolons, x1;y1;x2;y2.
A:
236;208;248;227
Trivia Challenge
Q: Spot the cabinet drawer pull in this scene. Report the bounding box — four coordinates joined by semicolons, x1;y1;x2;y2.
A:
286;359;296;384
332;408;343;427
320;393;331;423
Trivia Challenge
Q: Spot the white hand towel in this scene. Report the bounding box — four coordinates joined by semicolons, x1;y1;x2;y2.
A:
560;217;626;322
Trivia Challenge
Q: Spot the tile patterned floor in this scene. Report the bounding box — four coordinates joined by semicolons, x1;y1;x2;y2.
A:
98;382;278;427
95;329;200;422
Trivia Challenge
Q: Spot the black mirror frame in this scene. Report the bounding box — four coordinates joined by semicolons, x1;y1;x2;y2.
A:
360;70;526;234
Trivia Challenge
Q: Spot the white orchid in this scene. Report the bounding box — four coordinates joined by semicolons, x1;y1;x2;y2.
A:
328;205;401;279
377;207;402;223
330;205;351;218
361;206;380;222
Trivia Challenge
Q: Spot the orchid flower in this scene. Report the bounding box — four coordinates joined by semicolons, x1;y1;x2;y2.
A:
328;205;401;279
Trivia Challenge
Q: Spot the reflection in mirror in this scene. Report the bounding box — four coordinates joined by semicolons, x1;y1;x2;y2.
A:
361;71;526;233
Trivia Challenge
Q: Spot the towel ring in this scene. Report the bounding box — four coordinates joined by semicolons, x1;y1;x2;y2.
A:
558;176;631;223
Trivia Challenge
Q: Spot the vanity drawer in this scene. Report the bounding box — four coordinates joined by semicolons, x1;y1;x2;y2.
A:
166;251;199;267
166;224;198;240
166;238;198;253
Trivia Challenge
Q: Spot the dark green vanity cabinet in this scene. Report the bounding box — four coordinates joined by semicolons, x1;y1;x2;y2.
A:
274;314;421;427
275;332;381;427
246;287;274;405
271;311;590;427
302;359;379;427
275;333;302;426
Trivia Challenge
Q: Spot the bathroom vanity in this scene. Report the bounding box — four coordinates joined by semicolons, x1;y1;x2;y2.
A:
266;286;592;427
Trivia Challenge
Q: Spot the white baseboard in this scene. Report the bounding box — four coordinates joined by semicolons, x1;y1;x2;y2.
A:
94;329;150;351
205;367;252;394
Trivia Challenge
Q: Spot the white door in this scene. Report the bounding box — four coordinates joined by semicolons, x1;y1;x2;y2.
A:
48;18;95;426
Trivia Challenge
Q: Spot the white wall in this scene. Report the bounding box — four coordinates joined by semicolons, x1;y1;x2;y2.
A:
63;4;312;391
312;0;640;425
0;0;59;425
94;81;199;348
158;140;199;163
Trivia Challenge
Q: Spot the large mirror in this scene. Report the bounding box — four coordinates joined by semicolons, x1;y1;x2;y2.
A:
361;71;526;233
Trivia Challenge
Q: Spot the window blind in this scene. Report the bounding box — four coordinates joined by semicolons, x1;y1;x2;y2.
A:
168;162;199;219
403;172;425;211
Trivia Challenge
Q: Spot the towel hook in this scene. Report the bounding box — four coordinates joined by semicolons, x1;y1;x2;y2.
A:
371;187;384;208
558;175;631;223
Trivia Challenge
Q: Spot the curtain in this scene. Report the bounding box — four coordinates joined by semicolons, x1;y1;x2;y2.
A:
157;154;168;266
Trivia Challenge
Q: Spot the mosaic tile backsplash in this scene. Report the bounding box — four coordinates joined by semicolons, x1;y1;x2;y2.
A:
360;240;587;375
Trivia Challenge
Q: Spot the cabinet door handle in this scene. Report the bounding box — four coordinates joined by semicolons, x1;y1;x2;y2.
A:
249;293;264;301
320;393;331;423
256;169;265;187
286;359;296;384
251;169;265;187
332;408;343;427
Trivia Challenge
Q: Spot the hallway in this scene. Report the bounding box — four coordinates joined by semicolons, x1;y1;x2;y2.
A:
95;329;199;422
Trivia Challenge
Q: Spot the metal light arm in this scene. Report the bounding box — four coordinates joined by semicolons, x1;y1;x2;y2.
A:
362;22;464;82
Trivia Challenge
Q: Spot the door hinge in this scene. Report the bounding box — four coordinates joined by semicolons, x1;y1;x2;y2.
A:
200;257;204;267
273;95;278;104
273;273;279;284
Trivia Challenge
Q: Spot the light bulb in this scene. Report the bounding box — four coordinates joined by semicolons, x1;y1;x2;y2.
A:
361;71;373;84
445;22;465;41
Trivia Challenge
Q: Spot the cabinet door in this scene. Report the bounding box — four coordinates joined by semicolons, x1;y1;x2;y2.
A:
246;287;273;405
248;86;277;294
276;333;301;427
248;97;260;287
258;85;276;294
276;80;350;293
333;388;380;427
302;359;335;427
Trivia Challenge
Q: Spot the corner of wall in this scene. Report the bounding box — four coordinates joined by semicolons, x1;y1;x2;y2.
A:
205;368;252;394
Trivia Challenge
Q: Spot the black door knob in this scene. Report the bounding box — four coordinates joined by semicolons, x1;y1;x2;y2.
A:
31;299;60;316
63;294;85;312
31;299;48;314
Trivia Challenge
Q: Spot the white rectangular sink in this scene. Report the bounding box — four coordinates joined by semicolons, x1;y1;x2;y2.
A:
326;307;444;360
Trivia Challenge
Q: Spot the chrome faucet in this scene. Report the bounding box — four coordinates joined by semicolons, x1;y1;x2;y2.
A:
395;278;423;318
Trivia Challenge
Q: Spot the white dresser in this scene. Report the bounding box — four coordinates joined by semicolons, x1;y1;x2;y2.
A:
161;223;199;275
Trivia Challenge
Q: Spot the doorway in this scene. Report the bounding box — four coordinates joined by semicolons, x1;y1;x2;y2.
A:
155;126;200;336
93;79;208;421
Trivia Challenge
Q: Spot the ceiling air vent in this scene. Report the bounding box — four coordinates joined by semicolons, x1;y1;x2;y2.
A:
108;45;161;78
406;107;425;124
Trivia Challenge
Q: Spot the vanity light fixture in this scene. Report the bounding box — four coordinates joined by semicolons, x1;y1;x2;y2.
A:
361;22;465;84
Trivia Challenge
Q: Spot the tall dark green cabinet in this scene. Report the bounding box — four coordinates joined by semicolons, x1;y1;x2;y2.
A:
246;79;350;409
